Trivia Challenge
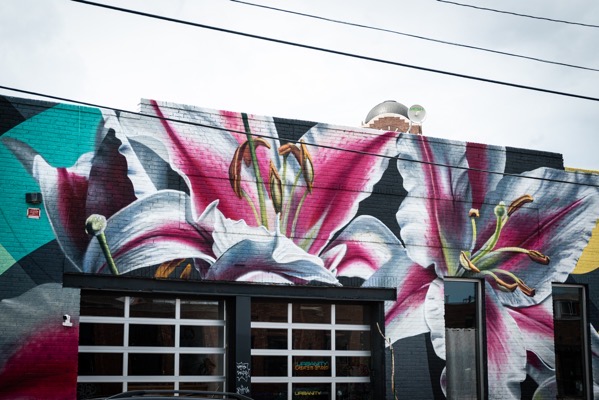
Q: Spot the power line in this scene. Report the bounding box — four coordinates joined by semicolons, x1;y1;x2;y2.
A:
230;0;599;73
1;84;598;189
69;0;599;103
437;0;599;28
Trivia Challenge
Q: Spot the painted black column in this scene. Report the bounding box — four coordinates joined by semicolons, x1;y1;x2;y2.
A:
232;295;252;397
371;301;386;400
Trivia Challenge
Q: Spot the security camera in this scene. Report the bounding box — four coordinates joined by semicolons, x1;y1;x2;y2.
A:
62;314;73;327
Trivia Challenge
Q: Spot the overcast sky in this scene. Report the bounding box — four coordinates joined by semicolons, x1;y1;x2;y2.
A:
1;0;598;169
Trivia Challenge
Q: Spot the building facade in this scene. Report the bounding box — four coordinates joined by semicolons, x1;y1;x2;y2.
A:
1;95;599;400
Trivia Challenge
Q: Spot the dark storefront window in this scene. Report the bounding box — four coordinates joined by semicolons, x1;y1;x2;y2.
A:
71;282;391;400
77;291;225;399
553;284;590;399
444;279;485;400
251;301;373;400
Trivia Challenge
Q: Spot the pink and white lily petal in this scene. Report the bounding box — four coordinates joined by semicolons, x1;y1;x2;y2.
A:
83;190;217;274
133;100;280;225
288;125;399;255
424;278;446;359
206;210;340;285
15;142;92;265
485;168;599;307
99;110;157;198
0;283;80;400
485;284;527;399
320;215;403;280
236;271;295;284
3;130;149;267
526;351;556;399
0;324;78;400
364;251;437;343
396;135;506;277
507;297;555;367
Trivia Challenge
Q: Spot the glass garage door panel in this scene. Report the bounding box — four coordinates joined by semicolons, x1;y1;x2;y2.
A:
77;292;226;399
252;328;287;349
251;301;372;400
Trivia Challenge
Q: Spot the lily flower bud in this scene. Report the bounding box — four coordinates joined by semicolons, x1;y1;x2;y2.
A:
229;144;245;198
85;214;107;236
300;141;315;193
85;214;118;276
269;161;283;213
494;202;507;219
229;139;272;198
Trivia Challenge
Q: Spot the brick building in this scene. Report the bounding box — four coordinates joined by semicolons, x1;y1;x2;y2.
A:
1;95;599;399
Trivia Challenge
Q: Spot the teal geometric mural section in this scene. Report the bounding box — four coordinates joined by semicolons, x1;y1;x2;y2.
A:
0;103;100;274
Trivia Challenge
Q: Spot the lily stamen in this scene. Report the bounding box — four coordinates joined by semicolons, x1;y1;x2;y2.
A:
228;142;247;198
474;247;551;270
493;269;536;297
517;280;536;297
300;141;315;193
469;208;479;252
228;138;271;197
269;161;283;214
508;194;534;216
528;250;550;265
484;271;518;292
471;202;508;262
459;251;481;273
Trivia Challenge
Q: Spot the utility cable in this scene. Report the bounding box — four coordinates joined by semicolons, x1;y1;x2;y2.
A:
230;0;599;72
1;84;598;189
437;0;599;29
69;0;599;103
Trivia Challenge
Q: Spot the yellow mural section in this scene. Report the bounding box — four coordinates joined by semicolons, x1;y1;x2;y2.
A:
574;220;599;274
567;167;599;274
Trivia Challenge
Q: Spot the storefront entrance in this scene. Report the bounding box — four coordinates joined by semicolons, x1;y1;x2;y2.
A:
67;275;394;400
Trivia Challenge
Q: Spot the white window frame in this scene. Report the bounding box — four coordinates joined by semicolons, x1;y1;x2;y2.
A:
552;283;591;400
251;303;372;400
77;296;227;393
444;278;485;400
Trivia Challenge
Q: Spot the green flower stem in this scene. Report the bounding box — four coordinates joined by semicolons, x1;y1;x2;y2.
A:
242;189;261;226
473;247;528;271
291;189;309;238
280;155;289;228
242;113;269;228
96;233;119;276
282;167;301;226
472;214;505;264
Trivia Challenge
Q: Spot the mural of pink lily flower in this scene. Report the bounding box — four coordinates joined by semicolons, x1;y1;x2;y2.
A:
365;134;599;398
89;100;403;284
5;101;404;285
